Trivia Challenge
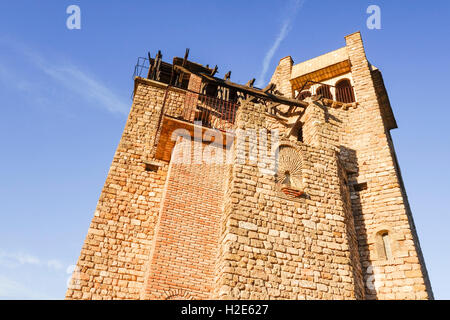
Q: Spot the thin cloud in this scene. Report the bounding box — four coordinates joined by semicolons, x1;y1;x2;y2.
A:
47;259;64;270
0;251;65;299
256;0;305;88
0;38;129;115
0;250;64;271
0;274;53;299
37;63;129;115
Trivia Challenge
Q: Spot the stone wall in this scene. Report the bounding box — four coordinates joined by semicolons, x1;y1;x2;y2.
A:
66;80;177;299
270;56;294;98
262;31;433;300
343;32;432;299
213;100;364;299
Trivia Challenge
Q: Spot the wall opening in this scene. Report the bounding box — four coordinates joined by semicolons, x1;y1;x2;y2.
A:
376;230;393;260
296;124;303;142
381;232;393;260
316;85;333;100
353;182;367;192
203;82;218;98
335;79;355;103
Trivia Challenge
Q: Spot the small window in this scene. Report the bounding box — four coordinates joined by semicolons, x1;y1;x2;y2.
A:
353;182;367;192
144;161;160;172
145;163;158;172
297;125;303;142
376;230;394;260
381;232;393;260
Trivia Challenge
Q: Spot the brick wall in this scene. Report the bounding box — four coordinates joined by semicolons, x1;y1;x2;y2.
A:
143;136;227;299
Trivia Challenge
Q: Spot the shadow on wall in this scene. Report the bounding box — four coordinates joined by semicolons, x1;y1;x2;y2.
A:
340;145;378;300
313;101;342;124
338;146;374;299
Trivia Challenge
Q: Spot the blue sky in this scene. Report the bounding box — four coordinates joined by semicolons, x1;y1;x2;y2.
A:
0;1;448;299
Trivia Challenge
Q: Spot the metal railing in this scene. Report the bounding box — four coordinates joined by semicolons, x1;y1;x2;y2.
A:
162;87;238;132
296;80;356;104
133;57;151;79
134;56;239;131
133;56;174;85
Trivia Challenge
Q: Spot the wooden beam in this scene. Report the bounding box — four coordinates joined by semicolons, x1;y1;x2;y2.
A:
152;50;162;81
173;57;212;75
172;65;307;107
262;83;276;93
146;52;152;79
211;65;218;76
246;78;255;87
201;73;307;107
182;48;189;67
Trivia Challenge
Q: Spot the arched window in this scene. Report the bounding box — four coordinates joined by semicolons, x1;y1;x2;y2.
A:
382;232;393;260
316;85;333;100
335;79;355;103
376;230;393;260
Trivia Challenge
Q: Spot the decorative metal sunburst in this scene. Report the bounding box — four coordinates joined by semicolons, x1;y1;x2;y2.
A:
275;146;303;190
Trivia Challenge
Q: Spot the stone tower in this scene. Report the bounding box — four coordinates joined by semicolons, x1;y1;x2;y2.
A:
66;32;433;300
